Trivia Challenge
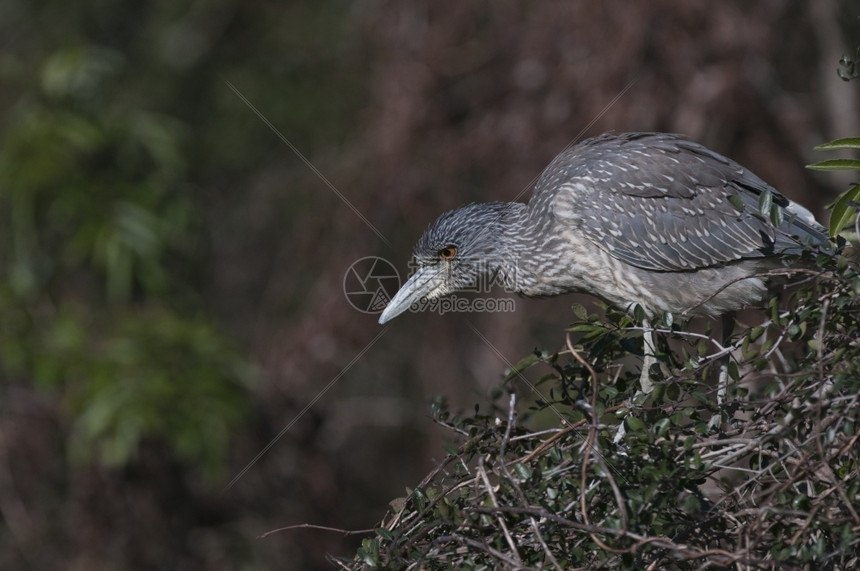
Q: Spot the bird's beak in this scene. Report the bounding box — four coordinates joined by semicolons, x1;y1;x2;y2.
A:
378;265;448;324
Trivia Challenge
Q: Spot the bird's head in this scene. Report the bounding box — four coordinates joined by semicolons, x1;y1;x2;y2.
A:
378;202;517;324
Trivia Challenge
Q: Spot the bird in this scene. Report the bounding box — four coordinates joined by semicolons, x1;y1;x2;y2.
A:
378;132;834;391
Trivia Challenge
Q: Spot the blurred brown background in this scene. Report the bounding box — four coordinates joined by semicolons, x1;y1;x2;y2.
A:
0;0;858;568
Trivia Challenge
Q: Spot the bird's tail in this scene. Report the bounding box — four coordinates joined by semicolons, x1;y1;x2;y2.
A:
774;200;845;256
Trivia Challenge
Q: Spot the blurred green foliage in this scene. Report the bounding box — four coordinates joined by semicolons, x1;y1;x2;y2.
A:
2;46;190;302
0;44;252;474
0;1;374;566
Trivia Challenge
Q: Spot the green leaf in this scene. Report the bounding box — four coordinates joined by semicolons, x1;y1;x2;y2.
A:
758;189;773;218
514;462;532;480
769;203;784;227
813;137;860;151
626;416;645;432
727;194;745;211
727;361;740;382
571;302;589;321
828;184;860;236
504;352;542;380
749;326;765;342
806;159;860;171
653;417;670;436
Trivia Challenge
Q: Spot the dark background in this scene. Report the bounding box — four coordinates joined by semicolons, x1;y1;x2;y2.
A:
0;1;858;568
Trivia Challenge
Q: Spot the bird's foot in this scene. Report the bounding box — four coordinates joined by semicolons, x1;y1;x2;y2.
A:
639;355;655;394
707;411;726;433
716;359;729;406
612;421;627;446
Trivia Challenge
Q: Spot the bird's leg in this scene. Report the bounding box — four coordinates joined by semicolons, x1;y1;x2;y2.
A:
617;318;655;443
708;312;736;432
717;312;736;406
640;318;656;394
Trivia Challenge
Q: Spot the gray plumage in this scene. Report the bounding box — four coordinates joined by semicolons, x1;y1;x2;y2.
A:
379;132;832;324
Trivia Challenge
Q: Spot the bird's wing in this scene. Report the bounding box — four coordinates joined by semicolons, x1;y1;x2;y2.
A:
540;133;824;272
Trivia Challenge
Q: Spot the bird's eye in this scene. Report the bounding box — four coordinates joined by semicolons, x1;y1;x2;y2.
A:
439;245;458;260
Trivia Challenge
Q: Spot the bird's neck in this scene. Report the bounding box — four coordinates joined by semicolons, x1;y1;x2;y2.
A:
493;202;541;295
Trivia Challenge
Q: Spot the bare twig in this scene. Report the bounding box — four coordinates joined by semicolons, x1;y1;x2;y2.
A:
476;457;522;563
258;523;374;539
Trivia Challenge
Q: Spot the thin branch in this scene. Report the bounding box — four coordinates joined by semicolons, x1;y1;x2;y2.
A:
258;523;375;539
476;457;522;563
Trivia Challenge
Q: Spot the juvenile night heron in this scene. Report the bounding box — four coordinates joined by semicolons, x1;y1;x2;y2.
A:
379;132;833;390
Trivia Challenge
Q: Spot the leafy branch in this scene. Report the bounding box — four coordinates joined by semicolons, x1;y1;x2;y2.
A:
807;137;860;238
